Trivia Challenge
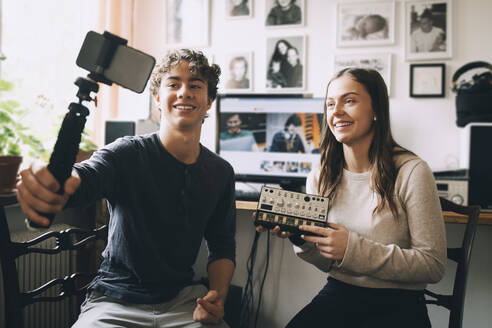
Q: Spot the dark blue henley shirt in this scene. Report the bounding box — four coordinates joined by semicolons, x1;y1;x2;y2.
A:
67;133;236;304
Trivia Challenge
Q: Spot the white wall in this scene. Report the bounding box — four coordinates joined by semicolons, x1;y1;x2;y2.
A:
135;0;492;171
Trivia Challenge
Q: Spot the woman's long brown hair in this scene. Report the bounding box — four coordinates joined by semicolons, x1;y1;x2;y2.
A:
318;68;411;218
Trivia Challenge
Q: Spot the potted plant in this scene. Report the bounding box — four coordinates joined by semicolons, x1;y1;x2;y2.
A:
0;55;45;194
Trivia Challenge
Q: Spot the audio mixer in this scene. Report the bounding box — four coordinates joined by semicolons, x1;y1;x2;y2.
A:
254;186;329;235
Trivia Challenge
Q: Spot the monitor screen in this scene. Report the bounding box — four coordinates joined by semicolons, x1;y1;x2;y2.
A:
105;120;136;145
216;94;324;187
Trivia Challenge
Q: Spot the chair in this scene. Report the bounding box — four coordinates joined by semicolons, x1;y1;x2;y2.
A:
424;197;481;328
0;193;107;328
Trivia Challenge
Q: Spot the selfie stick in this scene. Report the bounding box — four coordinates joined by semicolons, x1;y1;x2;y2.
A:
29;32;128;228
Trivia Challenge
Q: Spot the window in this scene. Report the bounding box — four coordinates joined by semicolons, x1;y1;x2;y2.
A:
1;0;98;156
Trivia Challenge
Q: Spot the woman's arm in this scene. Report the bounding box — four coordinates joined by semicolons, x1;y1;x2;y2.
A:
330;161;447;283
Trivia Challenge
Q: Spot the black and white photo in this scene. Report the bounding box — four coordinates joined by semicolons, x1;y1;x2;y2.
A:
224;52;253;91
226;0;252;19
337;1;395;47
165;0;209;46
334;53;392;95
265;0;305;27
406;0;452;60
266;36;306;91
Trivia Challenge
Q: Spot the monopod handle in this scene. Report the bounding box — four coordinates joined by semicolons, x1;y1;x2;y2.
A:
28;103;89;228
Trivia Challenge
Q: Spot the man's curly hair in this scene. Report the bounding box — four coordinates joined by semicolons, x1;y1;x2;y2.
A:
149;49;221;100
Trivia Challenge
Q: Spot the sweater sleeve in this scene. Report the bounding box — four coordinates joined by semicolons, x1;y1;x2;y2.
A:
291;166;334;272
335;161;447;284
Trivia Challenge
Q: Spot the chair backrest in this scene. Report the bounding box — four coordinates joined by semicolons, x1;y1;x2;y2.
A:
0;193;107;328
424;197;481;328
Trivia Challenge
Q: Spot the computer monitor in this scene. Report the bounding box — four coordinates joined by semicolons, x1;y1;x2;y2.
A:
216;94;324;190
105;120;136;145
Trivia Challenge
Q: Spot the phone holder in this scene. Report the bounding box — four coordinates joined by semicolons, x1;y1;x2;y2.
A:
29;31;147;228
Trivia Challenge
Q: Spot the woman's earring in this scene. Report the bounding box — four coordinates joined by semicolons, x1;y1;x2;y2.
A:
373;117;377;121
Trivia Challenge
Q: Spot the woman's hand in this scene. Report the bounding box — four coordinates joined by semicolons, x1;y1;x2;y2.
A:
300;223;349;260
252;211;292;239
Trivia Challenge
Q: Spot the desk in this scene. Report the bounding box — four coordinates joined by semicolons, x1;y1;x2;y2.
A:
236;201;492;225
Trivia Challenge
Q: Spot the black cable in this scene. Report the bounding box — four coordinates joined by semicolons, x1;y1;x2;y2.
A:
239;231;260;328
254;232;270;328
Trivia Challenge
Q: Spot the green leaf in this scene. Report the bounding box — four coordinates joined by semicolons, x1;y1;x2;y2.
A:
0;79;14;92
0;110;14;123
7;143;21;156
0;100;21;112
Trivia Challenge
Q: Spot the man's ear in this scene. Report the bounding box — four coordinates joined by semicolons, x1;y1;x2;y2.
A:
153;94;161;111
206;97;213;110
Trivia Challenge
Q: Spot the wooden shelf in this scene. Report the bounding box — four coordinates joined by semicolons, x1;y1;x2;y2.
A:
236;201;492;225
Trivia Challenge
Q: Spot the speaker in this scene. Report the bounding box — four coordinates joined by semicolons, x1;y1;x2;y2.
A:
460;123;492;210
105;120;136;145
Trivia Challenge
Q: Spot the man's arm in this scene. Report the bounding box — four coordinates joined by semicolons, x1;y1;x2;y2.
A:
194;165;236;324
193;258;235;324
208;258;235;302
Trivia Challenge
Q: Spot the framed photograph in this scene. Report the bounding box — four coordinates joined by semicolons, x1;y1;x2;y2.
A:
334;53;392;95
166;0;209;47
224;52;253;92
226;0;253;19
265;0;305;28
337;1;395;47
266;35;306;91
405;0;452;61
410;63;445;97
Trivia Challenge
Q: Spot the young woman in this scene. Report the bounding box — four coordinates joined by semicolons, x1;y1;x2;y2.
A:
257;68;446;327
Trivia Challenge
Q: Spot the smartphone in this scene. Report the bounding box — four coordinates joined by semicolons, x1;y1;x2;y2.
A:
76;31;156;93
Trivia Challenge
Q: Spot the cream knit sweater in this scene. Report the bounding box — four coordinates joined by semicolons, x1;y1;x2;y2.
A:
294;151;446;290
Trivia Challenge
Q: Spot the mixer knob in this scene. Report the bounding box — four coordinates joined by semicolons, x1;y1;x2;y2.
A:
451;195;464;205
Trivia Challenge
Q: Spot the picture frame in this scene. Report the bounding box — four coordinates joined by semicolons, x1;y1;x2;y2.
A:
223;52;254;92
409;63;445;97
226;0;253;19
334;53;392;96
336;1;395;47
165;0;209;47
405;0;452;61
266;35;307;92
265;0;305;28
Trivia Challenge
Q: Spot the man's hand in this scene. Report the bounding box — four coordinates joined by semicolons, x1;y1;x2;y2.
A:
16;160;81;226
193;289;225;324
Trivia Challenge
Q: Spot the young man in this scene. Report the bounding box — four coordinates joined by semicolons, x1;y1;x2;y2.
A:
16;49;236;327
